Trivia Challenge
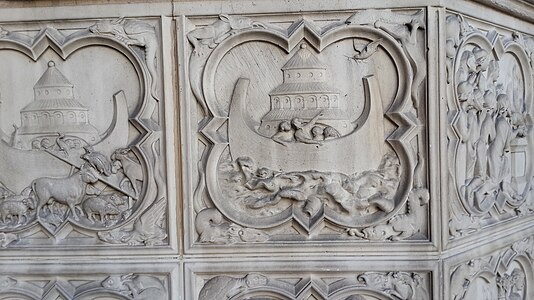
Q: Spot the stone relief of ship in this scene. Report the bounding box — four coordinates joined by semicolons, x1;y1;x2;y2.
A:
228;43;386;175
0;60;129;193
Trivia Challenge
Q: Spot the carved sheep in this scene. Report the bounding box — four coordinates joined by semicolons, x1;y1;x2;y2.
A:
32;165;99;221
0;198;35;224
83;195;122;223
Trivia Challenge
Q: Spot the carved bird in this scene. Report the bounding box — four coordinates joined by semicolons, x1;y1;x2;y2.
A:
350;39;383;61
82;146;112;176
55;132;69;156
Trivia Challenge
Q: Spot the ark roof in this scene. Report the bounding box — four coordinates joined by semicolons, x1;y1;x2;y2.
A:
282;44;327;70
34;61;73;88
21;98;88;112
269;82;341;95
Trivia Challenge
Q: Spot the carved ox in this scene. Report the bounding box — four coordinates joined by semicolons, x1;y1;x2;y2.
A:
32;165;99;221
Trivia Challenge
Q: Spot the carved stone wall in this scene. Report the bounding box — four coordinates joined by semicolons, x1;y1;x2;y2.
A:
0;1;532;299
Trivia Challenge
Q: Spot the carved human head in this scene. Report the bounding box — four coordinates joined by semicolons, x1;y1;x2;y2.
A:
511;268;525;289
311;126;324;137
256;167;273;179
31;140;41;150
473;47;489;71
324;126;339;138
497;94;511;115
457;81;473;102
279;121;291;131
291;118;302;128
80;164;99;183
483;91;497;111
487;60;499;83
461;50;476;72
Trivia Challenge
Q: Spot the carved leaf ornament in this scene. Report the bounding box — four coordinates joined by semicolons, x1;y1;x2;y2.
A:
192;16;420;233
0;21;166;246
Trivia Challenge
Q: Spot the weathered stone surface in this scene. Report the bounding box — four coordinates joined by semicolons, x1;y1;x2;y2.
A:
0;1;532;299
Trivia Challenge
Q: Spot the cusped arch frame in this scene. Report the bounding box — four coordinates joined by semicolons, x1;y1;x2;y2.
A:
329;287;396;300
201;22;419;229
73;289;131;300
0;293;38;300
229;288;295;300
496;248;534;299
450;31;534;216
0;27;159;233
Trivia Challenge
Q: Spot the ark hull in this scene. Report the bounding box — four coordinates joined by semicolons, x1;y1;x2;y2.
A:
228;76;386;175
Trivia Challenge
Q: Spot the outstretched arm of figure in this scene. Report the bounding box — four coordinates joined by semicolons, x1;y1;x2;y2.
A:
309;110;324;125
271;135;289;147
295;136;323;145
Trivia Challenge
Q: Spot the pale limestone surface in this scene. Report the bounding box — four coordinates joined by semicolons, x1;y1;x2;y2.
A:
0;1;532;299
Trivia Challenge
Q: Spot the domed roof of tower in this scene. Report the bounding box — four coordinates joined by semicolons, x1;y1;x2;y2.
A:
282;44;327;70
34;61;73;88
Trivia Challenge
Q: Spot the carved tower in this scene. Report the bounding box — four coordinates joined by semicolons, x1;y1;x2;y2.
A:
15;61;99;150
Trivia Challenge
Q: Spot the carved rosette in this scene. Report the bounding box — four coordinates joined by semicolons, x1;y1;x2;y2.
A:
446;14;534;238
0;19;168;248
188;11;429;244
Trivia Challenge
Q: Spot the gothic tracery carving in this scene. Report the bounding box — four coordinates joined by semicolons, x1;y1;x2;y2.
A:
446;14;534;238
0;19;168;248
449;237;533;300
187;11;429;244
197;271;430;300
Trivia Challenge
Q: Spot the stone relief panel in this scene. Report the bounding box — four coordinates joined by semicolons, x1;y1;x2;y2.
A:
184;9;431;249
0;262;174;299
188;264;432;300
446;14;534;240
0;18;172;250
447;236;534;300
